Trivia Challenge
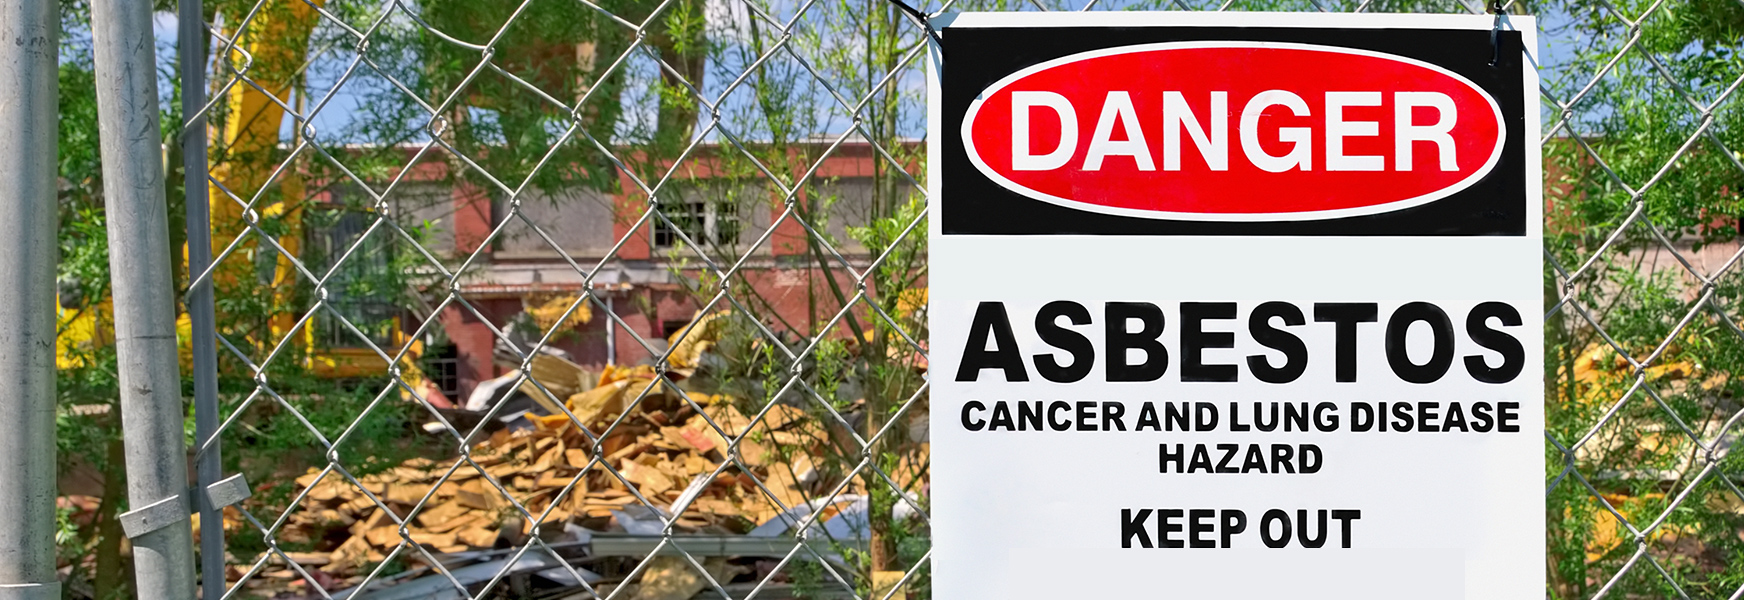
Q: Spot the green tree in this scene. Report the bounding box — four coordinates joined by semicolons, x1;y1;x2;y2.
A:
1540;0;1744;597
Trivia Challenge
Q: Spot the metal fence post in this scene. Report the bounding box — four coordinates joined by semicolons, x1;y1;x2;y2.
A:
91;0;199;596
178;0;227;595
0;0;61;598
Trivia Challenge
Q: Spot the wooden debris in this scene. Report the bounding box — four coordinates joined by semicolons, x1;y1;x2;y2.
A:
243;310;930;591
520;353;593;414
628;556;729;600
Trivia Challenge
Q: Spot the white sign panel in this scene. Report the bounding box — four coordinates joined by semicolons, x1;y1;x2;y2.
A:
928;12;1541;599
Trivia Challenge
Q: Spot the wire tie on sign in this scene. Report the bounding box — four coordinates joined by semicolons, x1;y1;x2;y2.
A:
1488;0;1507;68
885;0;942;54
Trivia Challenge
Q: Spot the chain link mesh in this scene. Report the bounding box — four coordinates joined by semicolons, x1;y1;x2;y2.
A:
177;0;1744;598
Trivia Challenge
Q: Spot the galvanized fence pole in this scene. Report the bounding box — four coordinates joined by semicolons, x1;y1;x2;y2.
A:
0;0;61;598
91;0;200;596
178;0;228;595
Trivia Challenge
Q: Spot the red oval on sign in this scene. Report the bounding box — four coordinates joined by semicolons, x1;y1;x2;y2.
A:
962;42;1505;221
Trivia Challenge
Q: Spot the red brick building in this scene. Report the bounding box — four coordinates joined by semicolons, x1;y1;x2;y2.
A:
314;141;915;404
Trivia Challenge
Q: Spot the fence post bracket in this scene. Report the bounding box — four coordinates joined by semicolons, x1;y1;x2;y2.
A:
0;583;63;600
119;494;191;540
206;473;253;510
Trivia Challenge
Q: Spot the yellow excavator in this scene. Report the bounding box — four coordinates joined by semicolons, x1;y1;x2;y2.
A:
56;0;435;392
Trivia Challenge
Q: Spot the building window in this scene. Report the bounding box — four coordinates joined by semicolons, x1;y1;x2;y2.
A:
654;199;739;248
422;343;461;401
660;319;693;340
308;206;402;349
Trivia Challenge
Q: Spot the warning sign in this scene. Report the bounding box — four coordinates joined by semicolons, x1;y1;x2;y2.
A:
928;12;1541;599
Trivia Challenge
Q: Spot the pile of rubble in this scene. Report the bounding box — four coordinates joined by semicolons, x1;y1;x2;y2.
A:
237;313;929;598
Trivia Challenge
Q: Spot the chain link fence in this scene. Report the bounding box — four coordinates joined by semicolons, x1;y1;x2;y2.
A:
161;0;1744;598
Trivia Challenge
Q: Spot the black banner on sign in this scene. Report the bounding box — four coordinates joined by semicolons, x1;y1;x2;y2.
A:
939;26;1528;236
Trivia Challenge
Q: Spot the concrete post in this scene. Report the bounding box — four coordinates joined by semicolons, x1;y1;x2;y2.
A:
0;0;62;597
91;0;199;595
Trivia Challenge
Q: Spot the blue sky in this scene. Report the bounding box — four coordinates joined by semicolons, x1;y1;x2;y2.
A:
133;3;1596;147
